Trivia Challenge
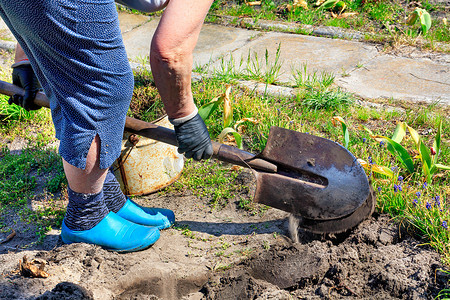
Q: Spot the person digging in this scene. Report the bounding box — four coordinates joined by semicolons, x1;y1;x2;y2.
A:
1;0;214;252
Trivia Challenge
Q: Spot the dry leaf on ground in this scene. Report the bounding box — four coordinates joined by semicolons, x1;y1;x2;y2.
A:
19;256;49;278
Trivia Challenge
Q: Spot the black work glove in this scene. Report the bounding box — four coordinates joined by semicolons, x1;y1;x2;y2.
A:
9;64;41;111
171;113;213;161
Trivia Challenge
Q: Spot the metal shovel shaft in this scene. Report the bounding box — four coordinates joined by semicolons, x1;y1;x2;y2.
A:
0;80;277;173
0;81;371;221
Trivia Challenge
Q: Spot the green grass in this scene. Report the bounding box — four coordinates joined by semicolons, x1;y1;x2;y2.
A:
0;146;66;243
165;160;243;209
0;62;66;243
210;43;284;85
1;54;449;275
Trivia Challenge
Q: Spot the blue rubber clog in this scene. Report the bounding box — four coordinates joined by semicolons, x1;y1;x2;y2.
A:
116;199;175;230
61;212;160;253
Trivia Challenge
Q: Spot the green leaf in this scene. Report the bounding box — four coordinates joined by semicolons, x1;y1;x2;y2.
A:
320;0;339;9
406;8;431;33
343;122;349;149
406;10;419;26
198;97;222;121
418;8;432;34
376;135;415;174
435;164;450;171
391;122;406;143
419;140;432;171
433;120;442;164
231;132;243;149
422;160;432;183
360;125;374;136
218;127;243;149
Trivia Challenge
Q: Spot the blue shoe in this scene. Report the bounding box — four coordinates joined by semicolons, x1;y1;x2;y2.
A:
116;198;175;230
61;212;160;253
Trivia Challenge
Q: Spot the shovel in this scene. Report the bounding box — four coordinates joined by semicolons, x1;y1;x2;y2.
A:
0;80;375;233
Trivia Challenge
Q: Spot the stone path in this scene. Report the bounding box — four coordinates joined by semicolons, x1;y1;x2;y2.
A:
1;11;449;106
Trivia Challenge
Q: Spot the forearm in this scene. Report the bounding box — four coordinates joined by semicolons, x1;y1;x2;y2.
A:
150;47;196;119
150;0;213;119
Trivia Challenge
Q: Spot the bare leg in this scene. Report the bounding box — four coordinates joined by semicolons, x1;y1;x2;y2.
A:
63;135;107;194
150;0;214;119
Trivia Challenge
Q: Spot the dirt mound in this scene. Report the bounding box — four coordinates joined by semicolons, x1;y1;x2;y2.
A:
1;169;448;299
201;214;448;300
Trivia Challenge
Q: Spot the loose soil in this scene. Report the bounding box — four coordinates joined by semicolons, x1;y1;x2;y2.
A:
1;166;449;300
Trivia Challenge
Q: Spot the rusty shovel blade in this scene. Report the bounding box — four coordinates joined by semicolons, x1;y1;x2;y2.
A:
251;127;371;220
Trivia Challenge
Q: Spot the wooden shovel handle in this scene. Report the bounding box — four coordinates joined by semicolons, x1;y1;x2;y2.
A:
0;80;277;173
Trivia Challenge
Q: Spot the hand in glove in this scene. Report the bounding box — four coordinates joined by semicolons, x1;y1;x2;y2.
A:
9;63;41;111
170;110;213;161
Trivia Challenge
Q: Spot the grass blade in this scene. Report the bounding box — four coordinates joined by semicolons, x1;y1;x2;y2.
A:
435;164;450;171
358;159;394;178
332;116;349;148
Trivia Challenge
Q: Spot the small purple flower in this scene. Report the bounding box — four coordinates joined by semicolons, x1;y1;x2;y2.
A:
442;221;448;229
397;176;404;182
391;166;398;171
423;182;428;189
379;140;385;146
394;185;398;192
398;185;403;192
412;199;418;206
362;138;367;143
434;196;441;207
377;187;382;193
426;202;431;210
368;156;373;164
416;192;421;198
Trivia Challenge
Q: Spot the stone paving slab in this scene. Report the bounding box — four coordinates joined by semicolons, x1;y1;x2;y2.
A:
0;11;448;106
121;16;256;67
118;12;151;34
337;55;450;105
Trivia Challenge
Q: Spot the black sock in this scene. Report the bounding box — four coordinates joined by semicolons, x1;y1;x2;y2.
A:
103;167;127;213
64;187;109;231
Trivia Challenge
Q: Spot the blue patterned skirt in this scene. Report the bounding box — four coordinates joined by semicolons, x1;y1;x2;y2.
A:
0;0;134;169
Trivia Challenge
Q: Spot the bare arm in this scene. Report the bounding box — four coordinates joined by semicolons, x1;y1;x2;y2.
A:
150;0;213;119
